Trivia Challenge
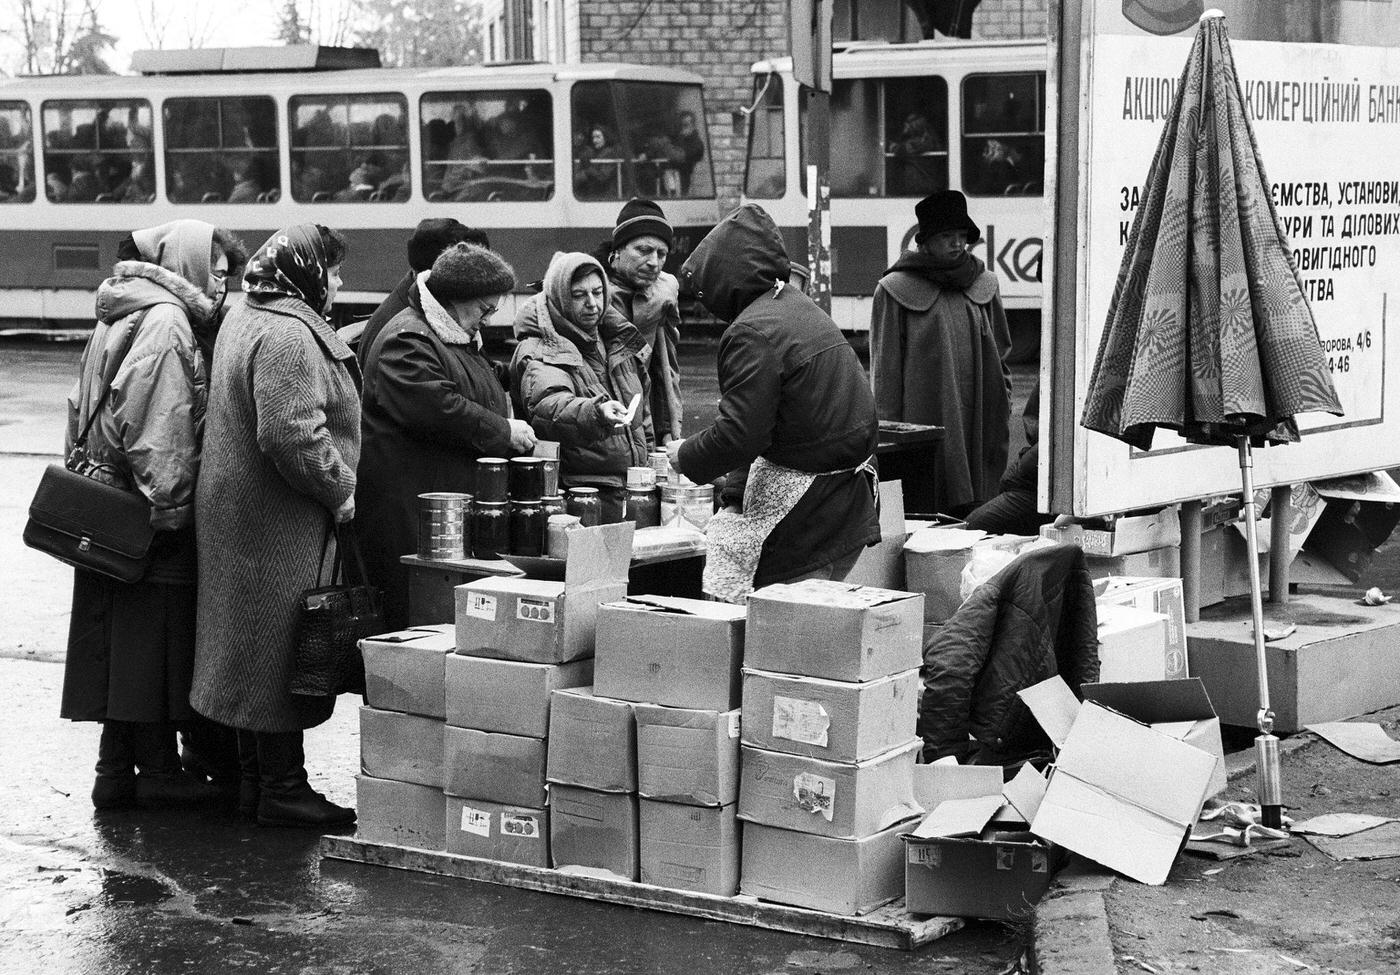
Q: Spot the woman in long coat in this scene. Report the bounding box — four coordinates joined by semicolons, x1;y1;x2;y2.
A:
62;219;245;809
359;242;535;629
192;224;360;828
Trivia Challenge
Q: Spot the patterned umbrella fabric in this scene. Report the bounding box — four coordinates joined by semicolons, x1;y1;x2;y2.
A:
1080;14;1342;451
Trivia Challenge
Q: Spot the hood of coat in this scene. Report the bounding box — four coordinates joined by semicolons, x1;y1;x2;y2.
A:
514;252;643;360
132;219;215;294
680;204;789;323
96;260;219;326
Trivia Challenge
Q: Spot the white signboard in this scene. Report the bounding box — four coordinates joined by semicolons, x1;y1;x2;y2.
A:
1051;1;1400;516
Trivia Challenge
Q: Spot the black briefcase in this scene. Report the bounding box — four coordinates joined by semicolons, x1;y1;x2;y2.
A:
24;463;156;584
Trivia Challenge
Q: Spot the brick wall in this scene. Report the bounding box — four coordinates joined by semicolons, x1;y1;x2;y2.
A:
972;0;1048;40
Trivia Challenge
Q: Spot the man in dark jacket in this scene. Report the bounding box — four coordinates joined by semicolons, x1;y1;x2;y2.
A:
668;204;880;601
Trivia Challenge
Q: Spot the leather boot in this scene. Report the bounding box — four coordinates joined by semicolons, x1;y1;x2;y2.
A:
131;722;220;807
92;721;137;809
236;729;260;819
182;714;242;805
254;731;355;828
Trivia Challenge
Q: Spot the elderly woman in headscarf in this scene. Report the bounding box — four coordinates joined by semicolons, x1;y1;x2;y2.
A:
62;218;247;811
192;224;360;829
510;251;652;522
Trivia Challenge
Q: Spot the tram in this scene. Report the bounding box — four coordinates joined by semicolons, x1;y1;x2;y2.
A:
741;39;1047;341
0;51;716;328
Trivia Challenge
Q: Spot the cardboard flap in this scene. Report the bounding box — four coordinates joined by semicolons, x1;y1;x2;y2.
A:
616;594;746;620
564;521;634;588
1002;763;1048;824
877;479;906;538
753;578;914;608
1096;603;1168;633
1082;678;1217;724
362;628;438;645
911;795;1005;838
903;527;987;554
912;761;1003;811
1018;676;1082;749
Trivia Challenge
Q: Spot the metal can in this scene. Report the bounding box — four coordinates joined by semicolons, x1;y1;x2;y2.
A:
469;500;510;559
475;457;509;503
660;482;714;530
508;457;545;502
509;499;546;556
565;486;602;527
416;492;468;560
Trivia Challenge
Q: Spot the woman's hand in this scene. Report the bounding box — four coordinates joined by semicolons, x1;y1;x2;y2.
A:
508;418;537;454
597;400;629;427
334;494;356;524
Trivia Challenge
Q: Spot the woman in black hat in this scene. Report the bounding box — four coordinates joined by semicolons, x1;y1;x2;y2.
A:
869;190;1013;516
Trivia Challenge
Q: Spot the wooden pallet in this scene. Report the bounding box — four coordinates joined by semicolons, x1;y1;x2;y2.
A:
321;835;964;950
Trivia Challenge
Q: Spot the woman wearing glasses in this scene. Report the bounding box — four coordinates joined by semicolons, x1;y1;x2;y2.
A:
358;242;535;629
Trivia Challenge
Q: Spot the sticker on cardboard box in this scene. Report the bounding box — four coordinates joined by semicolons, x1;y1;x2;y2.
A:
465;593;498;621
727;712;741;739
501;813;540;838
772;696;830;747
1032;849;1048;873
909;844;942;865
793;772;835;822
996;847;1016;871
460;806;492;837
516;596;555;623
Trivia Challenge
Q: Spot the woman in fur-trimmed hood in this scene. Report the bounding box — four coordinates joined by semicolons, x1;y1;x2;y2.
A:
62;218;247;812
510;251;653;521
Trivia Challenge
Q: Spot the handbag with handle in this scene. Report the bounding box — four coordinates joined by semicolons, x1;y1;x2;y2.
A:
23;312;156;584
289;521;382;698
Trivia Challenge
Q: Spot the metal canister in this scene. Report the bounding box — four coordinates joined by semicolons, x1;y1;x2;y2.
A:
469;500;510;559
540;458;560;498
627;466;656;491
475;457;509;503
508;457;545;502
565;486;602;527
546;513;581;559
509;499;546;556
660;482;714;531
417;492;468;560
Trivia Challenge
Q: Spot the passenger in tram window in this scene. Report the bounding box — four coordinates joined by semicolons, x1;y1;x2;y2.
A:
969;137;1030;195
227;155;273;204
440;104;489;198
115;157;155;203
334;153;388;202
46;169;70;202
886;111;946;196
377;159;412;201
68;154;99;202
573;125;619;199
0;161;18;201
487;108;546;182
670;110;706;195
46;107;77;150
292;157;329;201
869;190;1012;516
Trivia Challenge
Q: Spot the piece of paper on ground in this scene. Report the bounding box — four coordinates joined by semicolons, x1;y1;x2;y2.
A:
1305;722;1400;764
1304;822;1400;861
1292;812;1396;837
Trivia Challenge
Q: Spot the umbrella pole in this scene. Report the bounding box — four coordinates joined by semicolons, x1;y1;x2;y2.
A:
1237;436;1284;829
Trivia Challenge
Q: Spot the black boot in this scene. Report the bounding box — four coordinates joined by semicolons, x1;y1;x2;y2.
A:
131;722;219;807
254;731;355;828
236;729;260;819
92;721;137;810
182;713;242;805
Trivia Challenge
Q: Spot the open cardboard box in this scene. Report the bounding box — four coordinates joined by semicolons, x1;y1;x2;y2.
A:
844;480;908;590
1040;507;1181;557
1094;577;1188;679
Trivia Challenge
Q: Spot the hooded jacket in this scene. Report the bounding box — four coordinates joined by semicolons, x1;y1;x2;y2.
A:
510;252;652;490
676;205;880;585
607;268;684;442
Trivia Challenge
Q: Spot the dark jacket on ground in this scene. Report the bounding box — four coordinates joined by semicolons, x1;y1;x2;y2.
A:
359;278;516;629
357;269;414;358
918;543;1099;764
675;204;880;586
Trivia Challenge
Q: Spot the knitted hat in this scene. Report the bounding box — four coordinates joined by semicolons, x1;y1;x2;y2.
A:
407;218;491;273
611;198;673;250
427;243;515;302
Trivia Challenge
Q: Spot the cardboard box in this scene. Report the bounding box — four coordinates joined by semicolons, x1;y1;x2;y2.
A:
360;624;456;718
639;800;740;896
444;796;549;867
359;707;443;788
1095;576;1188;679
738;741;921;840
634;704;740;806
444;654;593;736
740;819;911;916
1082;679;1227;798
1197;523;1226;609
1095;603;1172;684
594;596;746;710
442;726;548;808
549;785;639;881
1083;544;1180;579
740;667;920;763
904;830;1056;920
545;688;636;792
454;522;632;663
844;480;908;590
1041;507;1180;557
355;775;446;851
903;527;988;623
745;580;924;682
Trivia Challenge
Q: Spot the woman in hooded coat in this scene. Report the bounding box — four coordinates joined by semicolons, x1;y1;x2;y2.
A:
192;224;360;828
510;251;652;522
62;218;246;810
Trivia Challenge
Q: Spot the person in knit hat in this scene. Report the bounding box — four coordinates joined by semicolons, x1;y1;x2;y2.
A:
358;241;535;630
600;198;685;444
355;217;491;356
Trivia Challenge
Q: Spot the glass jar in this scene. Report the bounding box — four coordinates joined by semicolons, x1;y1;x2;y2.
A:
509;499;546;556
625;486;661;528
540;495;566;520
540;458;560;498
469;500;510;559
508;457;545;502
475;457;509;503
546;513;581;559
649;450;671;484
565;486;602;527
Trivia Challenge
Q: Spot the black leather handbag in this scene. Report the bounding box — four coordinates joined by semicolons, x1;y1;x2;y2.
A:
289;522;381;698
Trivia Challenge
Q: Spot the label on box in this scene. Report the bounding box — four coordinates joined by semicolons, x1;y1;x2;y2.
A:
772;696;830;747
501;813;540;838
465;593;498;621
727;712;741;739
996;846;1015;871
793;772;835;822
1032;849;1048;873
460;806;492;837
516;596;555;623
1165;647;1187;679
909;844;942;865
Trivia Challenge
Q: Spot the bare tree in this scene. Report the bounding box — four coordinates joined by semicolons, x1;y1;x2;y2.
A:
5;0;114;74
134;0;171;49
356;0;483;66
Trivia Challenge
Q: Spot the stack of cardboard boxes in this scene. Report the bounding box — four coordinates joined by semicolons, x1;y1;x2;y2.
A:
737;579;926;916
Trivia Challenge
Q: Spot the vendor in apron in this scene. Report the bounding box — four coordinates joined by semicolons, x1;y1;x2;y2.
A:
666;204;881;603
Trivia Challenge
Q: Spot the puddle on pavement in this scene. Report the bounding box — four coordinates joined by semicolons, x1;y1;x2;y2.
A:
100;870;174;907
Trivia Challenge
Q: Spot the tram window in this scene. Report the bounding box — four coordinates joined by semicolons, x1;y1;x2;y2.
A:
571;81;712;200
961;73;1045;197
830;79;881;197
165;97;279;204
42;99;154;204
0;102;36;203
883;77;948;197
290;93;409;203
743;75;785;199
420;90;553;202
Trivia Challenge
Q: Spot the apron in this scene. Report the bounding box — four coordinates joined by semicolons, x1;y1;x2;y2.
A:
702;454;878;603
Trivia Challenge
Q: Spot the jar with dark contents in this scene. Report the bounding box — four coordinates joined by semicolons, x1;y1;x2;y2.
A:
624;466;660;527
509;499;546;556
540;494;566;520
508;457;545;502
475;458;509;503
565;486;602;527
469;500;510;559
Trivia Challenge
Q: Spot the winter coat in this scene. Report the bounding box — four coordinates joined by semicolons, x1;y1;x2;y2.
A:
676;204;880;586
918;543;1099;764
359;277;516;630
870;260;1013;513
191;295;361;732
510;253;652;493
357;269;413;358
608;269;683;442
